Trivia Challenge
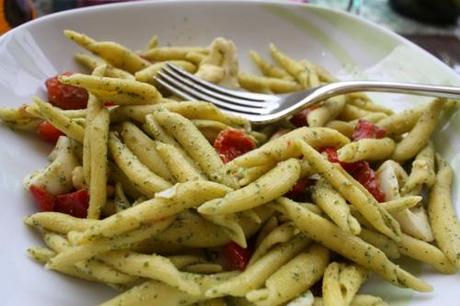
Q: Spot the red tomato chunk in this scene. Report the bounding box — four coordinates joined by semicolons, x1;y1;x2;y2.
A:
350;162;386;203
285;177;312;202
320;147;385;202
29;186;89;218
54;189;89;218
289;105;319;127
223;242;251;271
213;129;256;163
29;185;55;212
46;72;89;110
352;119;386;141
320;147;361;173
36;121;64;143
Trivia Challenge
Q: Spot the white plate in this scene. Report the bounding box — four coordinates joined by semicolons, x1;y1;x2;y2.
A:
0;1;459;305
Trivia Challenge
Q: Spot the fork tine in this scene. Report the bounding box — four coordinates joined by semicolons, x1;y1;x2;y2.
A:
162;66;268;108
153;76;197;101
155;72;265;115
166;63;271;101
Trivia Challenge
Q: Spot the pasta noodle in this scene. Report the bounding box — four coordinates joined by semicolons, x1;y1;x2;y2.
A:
322;262;368;306
246;244;329;306
3;31;458;305
428;158;460;268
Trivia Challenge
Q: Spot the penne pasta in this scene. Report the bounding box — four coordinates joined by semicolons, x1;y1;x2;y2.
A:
246;244;330;306
401;143;436;195
428;159;460;268
64;30;149;73
338;104;378;121
358;228;400;259
227;127;349;168
205;235;311;297
33;98;85;142
134;60;197;83
376;104;425;137
198;158;300;215
60;74;162;105
347;93;393;115
87;107;109;219
46;217;175;270
74;53;135;79
325;120;354;138
9;31;460;305
322;262;368;306
141;46;208;61
80;181;230;243
380;196;422;213
337;138;395;163
269;44;311;88
154;111;237;188
307;96;346;127
279;197;431;292
296;140;401;241
99;250;200;295
238;73;301;93
44;232;139;285
156;142;206;182
397;233;457;274
312;179;361;235
120;121;172;180
108;132;172;197
248;222;297;265
392;99;443;162
249;50;293;80
195;38;239;88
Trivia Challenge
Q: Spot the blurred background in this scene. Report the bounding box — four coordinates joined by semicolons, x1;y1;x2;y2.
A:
1;0;459;72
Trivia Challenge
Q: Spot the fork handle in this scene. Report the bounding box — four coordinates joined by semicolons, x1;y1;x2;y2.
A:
261;80;460;125
320;81;460;100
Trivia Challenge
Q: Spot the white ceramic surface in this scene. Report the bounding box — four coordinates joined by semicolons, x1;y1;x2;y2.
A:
0;1;459;305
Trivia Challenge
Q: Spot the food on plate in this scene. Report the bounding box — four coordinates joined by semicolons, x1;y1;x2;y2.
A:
1;30;459;306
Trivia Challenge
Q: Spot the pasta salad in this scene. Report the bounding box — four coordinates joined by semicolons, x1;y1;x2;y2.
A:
1;30;459;306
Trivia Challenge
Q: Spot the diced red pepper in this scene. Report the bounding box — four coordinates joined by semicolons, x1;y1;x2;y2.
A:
54;189;89;218
36;121;64;143
223;242;251;271
45;72;89;110
213;129;256;163
289;105;319;127
350;162;386;202
352;119;386;141
320;147;361;173
285;177;313;202
29;185;55;212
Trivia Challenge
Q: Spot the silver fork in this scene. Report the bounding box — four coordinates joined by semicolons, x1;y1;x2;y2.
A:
155;63;460;125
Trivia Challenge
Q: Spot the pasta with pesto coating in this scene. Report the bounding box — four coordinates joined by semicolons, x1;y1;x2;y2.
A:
3;30;459;306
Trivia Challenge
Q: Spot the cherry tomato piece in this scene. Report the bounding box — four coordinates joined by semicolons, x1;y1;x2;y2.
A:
36;121;64;143
223;242;251;271
350;162;386;202
54;189;89;218
285;177;313;202
214;129;256;163
104;101;115;107
352;119;386;141
320;147;385;202
320;147;362;173
29;185;55;212
289;105;319;127
45;72;89;110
